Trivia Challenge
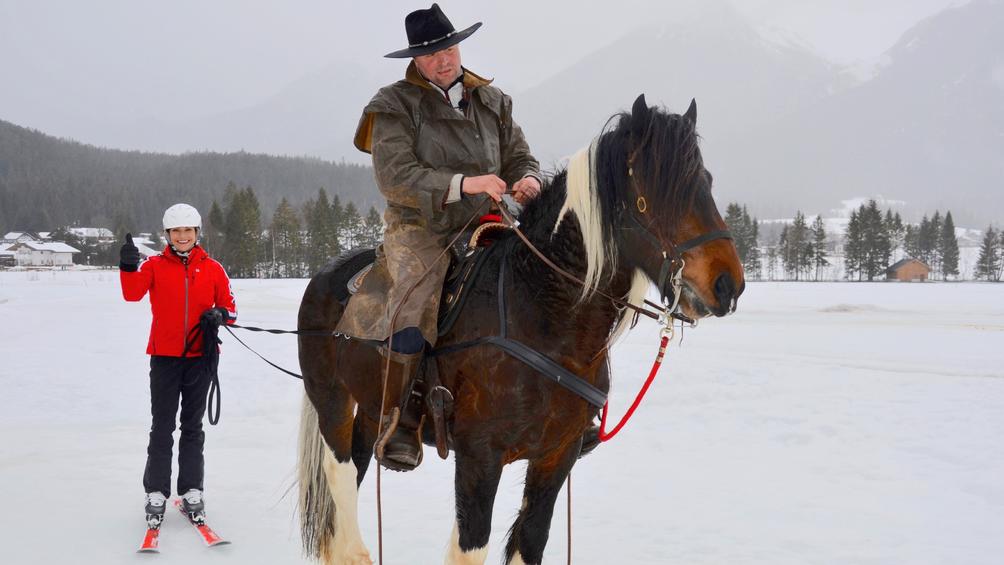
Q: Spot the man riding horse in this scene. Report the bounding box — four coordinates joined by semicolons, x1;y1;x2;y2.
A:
337;3;547;471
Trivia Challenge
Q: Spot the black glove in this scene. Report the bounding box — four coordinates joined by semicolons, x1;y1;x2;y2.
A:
119;233;141;272
201;307;230;327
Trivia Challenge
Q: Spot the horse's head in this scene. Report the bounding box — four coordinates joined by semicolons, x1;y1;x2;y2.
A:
599;94;745;319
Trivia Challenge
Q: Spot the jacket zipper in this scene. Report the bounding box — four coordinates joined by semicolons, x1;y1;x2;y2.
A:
183;259;190;355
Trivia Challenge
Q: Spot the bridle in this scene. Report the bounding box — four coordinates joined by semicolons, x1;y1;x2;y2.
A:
620;142;733;322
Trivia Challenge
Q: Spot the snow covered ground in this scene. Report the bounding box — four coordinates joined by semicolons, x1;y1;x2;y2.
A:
1;271;1002;565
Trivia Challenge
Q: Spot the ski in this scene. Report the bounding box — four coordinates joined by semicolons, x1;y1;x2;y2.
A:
173;498;231;547
137;527;161;553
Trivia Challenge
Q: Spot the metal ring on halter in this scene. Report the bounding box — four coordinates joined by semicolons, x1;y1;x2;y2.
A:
637;196;648;213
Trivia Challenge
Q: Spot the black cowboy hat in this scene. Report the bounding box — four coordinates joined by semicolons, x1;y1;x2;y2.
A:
384;3;482;59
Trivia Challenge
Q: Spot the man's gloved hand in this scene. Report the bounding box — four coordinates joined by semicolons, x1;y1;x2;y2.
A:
201;307;230;327
119;233;141;272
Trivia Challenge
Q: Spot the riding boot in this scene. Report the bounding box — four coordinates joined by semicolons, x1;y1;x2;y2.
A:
377;349;425;471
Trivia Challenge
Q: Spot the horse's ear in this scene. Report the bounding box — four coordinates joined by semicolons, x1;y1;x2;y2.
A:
631;94;649;137
683;98;697;125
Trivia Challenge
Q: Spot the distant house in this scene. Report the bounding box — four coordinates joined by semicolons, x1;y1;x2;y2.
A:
7;241;81;267
886;258;930;282
0;243;16;266
3;231;44;243
68;227;115;244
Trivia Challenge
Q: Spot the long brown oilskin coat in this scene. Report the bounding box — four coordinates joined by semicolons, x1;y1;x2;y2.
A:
337;62;540;345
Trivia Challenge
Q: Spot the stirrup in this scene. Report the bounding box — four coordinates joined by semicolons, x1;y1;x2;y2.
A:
426;385;454;459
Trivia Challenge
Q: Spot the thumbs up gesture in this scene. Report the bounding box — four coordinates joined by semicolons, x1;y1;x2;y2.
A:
120;233;142;271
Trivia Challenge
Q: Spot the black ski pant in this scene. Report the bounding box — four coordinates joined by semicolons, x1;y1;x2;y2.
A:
143;355;211;498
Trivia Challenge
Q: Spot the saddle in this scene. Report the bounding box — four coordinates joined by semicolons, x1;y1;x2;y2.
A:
345;218;511;334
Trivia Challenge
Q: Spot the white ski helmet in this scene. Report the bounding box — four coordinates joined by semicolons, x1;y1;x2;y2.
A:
163;203;202;231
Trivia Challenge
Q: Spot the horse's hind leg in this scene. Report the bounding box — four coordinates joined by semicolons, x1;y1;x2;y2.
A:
444;449;504;565
503;444;581;565
300;362;373;564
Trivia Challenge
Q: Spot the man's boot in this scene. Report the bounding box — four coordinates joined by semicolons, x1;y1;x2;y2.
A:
376;349;425;471
579;423;601;458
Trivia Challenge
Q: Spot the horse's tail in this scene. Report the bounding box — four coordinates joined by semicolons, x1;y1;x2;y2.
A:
297;393;336;559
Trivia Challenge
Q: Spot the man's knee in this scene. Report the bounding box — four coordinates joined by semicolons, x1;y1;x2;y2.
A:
387;327;426;354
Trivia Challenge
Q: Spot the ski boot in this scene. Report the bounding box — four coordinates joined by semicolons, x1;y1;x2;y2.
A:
144;492;167;529
180;489;206;525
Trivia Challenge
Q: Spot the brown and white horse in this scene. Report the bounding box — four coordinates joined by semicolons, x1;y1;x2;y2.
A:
296;95;744;564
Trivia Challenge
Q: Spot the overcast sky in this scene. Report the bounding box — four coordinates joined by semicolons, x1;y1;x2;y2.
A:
0;0;966;139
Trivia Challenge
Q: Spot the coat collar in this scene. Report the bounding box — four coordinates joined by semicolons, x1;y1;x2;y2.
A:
404;61;492;90
355;63;494;153
162;244;207;264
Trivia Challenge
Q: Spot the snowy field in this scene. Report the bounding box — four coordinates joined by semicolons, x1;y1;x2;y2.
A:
1;270;1002;565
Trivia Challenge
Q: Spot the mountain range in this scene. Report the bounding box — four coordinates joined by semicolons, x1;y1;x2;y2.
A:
2;0;1000;228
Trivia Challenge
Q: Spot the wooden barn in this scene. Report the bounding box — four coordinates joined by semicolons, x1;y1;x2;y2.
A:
886;258;930;282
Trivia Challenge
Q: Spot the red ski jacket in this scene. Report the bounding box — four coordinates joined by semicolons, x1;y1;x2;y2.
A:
121;245;237;357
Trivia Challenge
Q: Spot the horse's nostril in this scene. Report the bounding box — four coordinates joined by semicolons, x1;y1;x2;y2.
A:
714;273;735;309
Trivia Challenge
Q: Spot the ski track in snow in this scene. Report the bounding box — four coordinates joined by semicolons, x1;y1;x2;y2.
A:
0;271;1002;564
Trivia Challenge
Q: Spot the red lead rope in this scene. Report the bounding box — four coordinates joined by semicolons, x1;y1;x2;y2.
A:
598;334;671;442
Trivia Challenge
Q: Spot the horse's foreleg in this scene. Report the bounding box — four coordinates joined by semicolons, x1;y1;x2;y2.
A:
503;443;581;565
444;450;504;565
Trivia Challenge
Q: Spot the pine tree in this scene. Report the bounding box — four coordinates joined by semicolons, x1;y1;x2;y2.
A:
340;202;363;250
745;211;762;280
358;206;385;249
222;186;263;278
722;203;761;279
268;198;303;278
928;211;943;277
998;230;1004;282
724;203;747;260
777;225;790;280
844;209;863;280
939;211;960;280
202;199;226;258
903;223;921;260
883;209;905;261
974;226;1001;282
859;200;891;281
917;214;934;268
305;188;339;275
794;212;814;280
811;215;829;281
330;194;345;245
